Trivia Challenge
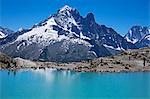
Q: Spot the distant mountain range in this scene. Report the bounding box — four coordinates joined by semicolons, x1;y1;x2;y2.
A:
124;26;150;48
0;5;150;62
0;26;14;39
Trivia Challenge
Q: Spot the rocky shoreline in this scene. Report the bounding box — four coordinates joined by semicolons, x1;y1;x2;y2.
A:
1;47;150;73
1;59;150;73
1;64;150;73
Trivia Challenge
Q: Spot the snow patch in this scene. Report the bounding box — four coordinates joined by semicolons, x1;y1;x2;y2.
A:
89;51;97;57
16;25;59;46
0;31;7;39
46;17;57;26
103;44;114;49
18;27;24;32
132;39;139;44
80;32;91;40
59;5;73;12
145;35;150;40
103;44;123;51
148;29;150;33
17;42;26;50
125;36;138;44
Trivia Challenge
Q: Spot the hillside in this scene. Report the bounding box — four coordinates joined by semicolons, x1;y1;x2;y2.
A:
1;47;150;72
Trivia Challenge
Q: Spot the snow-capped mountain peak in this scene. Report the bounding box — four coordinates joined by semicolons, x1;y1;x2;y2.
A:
59;5;73;12
56;6;80;24
0;5;139;62
124;26;150;44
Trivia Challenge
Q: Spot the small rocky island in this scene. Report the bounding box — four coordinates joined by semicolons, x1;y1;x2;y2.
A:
0;47;150;72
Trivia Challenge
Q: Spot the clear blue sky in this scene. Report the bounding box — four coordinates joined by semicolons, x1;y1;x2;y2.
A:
0;0;149;36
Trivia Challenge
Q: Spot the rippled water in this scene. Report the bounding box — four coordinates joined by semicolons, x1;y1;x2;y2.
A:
0;69;150;99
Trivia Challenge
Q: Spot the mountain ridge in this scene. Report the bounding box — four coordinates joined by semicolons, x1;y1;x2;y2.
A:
0;5;149;62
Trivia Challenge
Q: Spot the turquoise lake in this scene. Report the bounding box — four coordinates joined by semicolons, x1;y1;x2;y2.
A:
0;69;150;99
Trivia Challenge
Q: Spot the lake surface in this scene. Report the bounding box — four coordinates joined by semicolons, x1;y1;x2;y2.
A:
0;69;150;99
